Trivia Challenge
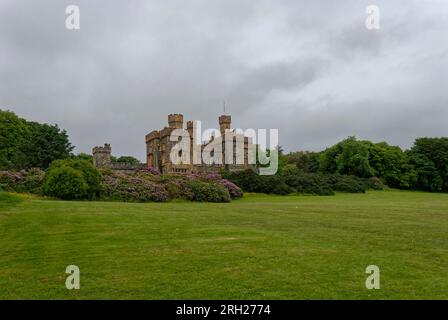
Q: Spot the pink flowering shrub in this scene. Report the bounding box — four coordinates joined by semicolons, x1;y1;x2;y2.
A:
205;173;222;180
99;170;242;202
202;173;243;199
219;178;243;199
0;169;45;194
100;171;168;202
147;167;159;175
0;171;24;190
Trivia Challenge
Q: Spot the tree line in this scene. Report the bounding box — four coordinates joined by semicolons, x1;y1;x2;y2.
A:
281;136;448;192
0;110;139;169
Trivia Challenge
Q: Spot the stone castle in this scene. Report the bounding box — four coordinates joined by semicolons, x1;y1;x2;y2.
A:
93;114;255;174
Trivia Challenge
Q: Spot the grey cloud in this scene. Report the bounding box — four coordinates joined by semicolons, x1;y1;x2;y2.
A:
1;0;448;160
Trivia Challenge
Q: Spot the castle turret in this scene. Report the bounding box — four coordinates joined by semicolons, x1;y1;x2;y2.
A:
219;115;231;137
168;114;183;129
92;143;111;168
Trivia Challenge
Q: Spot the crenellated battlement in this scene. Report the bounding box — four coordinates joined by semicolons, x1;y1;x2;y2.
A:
168;114;183;129
92;143;111;167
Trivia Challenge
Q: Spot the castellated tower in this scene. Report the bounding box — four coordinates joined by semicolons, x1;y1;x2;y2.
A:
168;114;184;129
92;143;111;168
219;115;231;137
145;113;254;174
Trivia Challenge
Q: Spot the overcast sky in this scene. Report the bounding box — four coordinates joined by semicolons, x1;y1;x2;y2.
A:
1;0;447;160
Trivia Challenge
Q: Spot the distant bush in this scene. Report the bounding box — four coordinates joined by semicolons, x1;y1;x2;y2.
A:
16;168;45;194
43;166;88;200
185;180;231;202
219;179;243;199
271;182;295;195
222;170;262;192
203;173;243;199
366;177;384;190
100;171;168;202
0;171;23;191
326;174;367;193
0;168;45;194
222;170;290;195
49;159;101;199
285;173;334;196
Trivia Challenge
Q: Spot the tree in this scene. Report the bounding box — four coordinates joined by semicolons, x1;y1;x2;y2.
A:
285;151;320;173
0;109;74;169
18;121;73;169
369;142;416;189
0;110;28;168
407;137;448;192
320;137;374;177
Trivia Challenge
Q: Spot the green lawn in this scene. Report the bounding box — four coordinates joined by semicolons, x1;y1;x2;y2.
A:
0;190;447;299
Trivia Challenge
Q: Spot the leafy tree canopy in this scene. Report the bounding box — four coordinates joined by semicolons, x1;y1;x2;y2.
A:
0;109;73;169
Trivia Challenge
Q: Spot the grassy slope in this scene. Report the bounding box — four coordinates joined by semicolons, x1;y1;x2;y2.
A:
0;190;447;299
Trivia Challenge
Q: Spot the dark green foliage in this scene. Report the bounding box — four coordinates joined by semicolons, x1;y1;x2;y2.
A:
366;177;384;190
319;137;416;189
320;137;374;177
271;182;295;195
49;159;101;199
407;137;448;192
18;122;73;169
285;151;320;173
222;170;292;195
0;110;28;168
368;142;416;188
43;166;88;200
73;153;93;162
222;170;262;193
113;156;141;165
0;110;73;170
326;174;367;193
185;180;231;202
285;173;334;196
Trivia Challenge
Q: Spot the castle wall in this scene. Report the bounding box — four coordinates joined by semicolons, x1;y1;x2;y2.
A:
145;114;256;174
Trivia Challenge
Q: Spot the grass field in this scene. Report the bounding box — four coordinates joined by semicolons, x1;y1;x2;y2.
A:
0;190;447;299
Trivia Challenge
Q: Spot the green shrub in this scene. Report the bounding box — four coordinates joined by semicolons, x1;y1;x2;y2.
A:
43;166;88;200
285;173;334;196
186;180;231;202
223;169;289;195
366;177;384;190
222;170;262;193
326;174;367;193
49;159;101;199
271;182;295;195
16;168;45;194
164;179;195;200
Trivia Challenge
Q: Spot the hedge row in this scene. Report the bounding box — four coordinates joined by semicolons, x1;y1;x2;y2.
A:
222;169;384;196
1;161;243;203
